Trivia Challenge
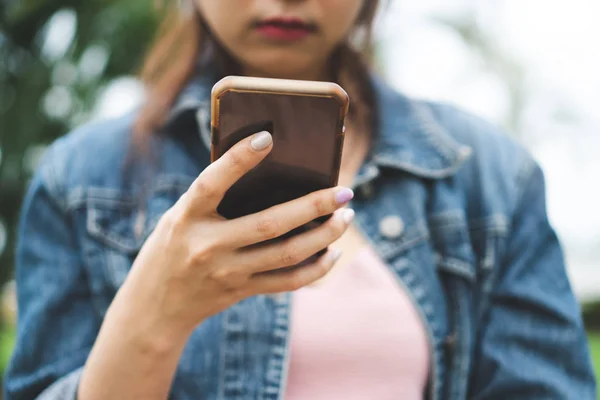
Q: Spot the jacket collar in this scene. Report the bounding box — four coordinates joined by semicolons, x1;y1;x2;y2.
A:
164;70;472;180
369;77;472;179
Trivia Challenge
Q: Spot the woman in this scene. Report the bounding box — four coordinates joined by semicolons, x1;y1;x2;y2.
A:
5;0;596;399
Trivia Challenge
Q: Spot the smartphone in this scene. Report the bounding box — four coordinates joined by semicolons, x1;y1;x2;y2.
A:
210;76;349;246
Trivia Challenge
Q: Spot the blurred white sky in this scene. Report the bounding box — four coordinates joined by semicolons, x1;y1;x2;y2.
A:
71;1;599;298
376;0;600;299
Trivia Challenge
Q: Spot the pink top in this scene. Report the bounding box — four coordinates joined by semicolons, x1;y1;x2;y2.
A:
284;247;430;400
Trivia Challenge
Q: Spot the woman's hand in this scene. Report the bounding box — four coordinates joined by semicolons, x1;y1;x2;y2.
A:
78;131;353;400
126;130;354;335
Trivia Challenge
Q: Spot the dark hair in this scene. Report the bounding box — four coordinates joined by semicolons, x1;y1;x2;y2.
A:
135;1;380;143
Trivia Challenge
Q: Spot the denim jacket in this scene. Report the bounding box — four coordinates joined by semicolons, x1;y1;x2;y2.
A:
5;71;596;400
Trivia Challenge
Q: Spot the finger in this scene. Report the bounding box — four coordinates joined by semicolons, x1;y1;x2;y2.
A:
184;131;273;213
235;208;354;274
248;248;343;295
221;186;354;248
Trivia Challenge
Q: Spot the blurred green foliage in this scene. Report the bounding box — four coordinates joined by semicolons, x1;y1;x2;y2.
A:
584;301;600;331
0;0;162;377
589;333;600;399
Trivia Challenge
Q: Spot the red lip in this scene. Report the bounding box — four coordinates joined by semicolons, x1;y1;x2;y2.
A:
255;17;316;42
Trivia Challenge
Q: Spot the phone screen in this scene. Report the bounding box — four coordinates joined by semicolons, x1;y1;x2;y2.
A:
212;90;345;222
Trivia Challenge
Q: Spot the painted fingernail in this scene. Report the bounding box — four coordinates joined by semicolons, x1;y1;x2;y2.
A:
335;187;354;204
341;208;355;224
250;131;272;151
327;249;342;263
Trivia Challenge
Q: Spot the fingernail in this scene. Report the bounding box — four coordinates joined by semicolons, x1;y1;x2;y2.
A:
341;208;355;224
335;187;354;204
327;249;342;263
250;131;272;151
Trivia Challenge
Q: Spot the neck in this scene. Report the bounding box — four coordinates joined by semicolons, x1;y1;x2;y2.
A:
242;62;331;82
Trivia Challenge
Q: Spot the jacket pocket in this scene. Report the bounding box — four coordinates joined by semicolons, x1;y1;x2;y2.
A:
87;196;145;254
83;177;192;297
428;210;477;283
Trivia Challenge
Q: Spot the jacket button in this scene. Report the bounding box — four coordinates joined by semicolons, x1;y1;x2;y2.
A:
379;215;405;239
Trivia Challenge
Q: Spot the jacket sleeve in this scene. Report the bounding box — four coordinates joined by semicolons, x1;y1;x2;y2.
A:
470;160;597;399
4;151;100;399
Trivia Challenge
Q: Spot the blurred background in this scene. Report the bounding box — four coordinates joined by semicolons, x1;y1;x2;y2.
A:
0;0;598;392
